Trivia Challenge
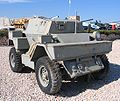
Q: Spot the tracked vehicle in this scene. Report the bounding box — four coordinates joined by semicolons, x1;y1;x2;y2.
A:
8;17;112;94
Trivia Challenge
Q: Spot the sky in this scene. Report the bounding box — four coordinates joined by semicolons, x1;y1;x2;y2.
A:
0;0;120;23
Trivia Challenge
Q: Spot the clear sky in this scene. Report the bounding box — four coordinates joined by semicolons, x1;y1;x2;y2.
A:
0;0;120;22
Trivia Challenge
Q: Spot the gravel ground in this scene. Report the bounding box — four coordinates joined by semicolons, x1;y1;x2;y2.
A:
0;40;120;101
0;36;8;46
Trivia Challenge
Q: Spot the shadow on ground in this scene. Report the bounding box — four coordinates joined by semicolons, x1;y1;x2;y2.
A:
19;63;120;97
20;66;35;73
57;63;120;97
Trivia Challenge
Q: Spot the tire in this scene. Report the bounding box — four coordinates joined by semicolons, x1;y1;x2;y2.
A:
8;40;14;46
35;56;62;95
9;47;23;72
92;55;109;80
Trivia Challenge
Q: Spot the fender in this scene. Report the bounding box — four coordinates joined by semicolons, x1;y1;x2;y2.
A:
29;44;54;61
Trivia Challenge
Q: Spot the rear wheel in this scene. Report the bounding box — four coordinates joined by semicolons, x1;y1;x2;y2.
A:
9;47;23;72
35;56;62;95
92;55;109;80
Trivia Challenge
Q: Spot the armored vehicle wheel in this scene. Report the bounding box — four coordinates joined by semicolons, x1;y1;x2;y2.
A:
9;47;23;72
35;56;62;95
93;55;109;80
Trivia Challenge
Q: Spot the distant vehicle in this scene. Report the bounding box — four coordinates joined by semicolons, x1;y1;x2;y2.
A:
117;26;120;30
91;23;100;30
11;18;29;29
116;24;120;30
104;24;112;30
83;26;88;30
82;21;105;30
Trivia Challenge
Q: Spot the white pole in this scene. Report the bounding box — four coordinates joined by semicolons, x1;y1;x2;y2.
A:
75;11;77;34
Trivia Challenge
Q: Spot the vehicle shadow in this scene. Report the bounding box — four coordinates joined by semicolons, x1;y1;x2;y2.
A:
57;63;120;97
20;66;35;73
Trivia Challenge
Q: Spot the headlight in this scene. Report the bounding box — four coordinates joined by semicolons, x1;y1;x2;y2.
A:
90;31;101;40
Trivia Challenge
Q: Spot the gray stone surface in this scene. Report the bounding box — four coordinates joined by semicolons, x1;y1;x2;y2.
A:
0;40;120;101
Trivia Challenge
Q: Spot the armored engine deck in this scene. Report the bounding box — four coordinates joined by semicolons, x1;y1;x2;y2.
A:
45;41;112;61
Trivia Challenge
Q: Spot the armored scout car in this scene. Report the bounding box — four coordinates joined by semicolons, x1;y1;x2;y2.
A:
8;17;112;94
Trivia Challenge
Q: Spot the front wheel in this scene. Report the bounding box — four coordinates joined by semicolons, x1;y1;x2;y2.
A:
35;56;62;95
92;55;109;80
9;47;23;72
